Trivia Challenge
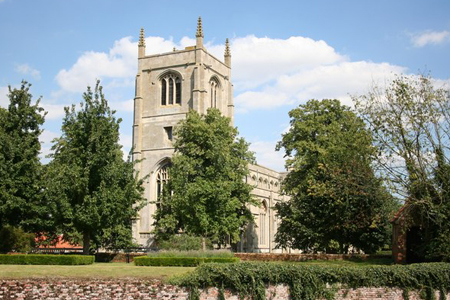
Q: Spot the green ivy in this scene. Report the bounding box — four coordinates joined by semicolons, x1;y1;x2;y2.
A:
173;262;450;300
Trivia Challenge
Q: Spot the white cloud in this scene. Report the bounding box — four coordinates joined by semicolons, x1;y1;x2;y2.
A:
209;35;345;90
119;133;133;160
110;99;134;113
249;140;285;172
39;129;59;160
0;86;8;107
235;61;405;111
411;30;450;47
40;102;67;120
55;36;197;93
14;64;41;80
56;37;137;93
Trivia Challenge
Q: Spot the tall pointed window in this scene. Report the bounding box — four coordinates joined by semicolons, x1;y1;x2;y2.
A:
259;201;267;245
161;73;181;106
210;78;220;108
156;165;170;210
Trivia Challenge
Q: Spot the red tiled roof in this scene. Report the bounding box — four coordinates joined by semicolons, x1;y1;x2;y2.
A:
36;235;82;249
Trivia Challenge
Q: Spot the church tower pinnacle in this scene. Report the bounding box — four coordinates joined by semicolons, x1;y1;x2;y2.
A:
138;27;146;58
224;38;231;67
196;16;204;49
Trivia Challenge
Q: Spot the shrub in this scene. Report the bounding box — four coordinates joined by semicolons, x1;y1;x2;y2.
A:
174;262;450;300
0;226;35;253
0;254;94;265
147;250;234;258
134;256;239;267
158;234;212;251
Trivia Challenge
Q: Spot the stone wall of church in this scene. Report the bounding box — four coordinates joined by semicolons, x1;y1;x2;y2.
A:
237;164;289;253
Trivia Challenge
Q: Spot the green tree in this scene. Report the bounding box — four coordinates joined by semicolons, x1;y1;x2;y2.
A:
45;81;145;254
275;99;396;254
354;74;450;260
154;109;256;250
0;82;49;232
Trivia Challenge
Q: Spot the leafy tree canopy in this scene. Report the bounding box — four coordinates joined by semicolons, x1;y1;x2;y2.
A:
45;81;146;254
154;108;257;249
276;99;396;254
354;74;450;260
0;82;48;232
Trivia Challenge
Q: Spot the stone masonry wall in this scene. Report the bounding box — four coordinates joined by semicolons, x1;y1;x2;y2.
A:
1;279;449;300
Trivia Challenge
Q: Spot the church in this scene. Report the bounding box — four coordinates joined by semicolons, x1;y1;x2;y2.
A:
131;18;290;253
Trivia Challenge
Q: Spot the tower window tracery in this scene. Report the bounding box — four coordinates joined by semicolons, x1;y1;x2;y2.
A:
210;78;220;108
161;74;181;106
156;165;170;209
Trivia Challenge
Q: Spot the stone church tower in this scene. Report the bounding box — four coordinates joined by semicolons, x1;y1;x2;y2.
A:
132;18;290;252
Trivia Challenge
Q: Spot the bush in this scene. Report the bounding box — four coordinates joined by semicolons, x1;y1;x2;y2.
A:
134;256;239;267
147;250;234;258
174;262;450;300
0;254;95;265
158;234;212;251
0;226;35;253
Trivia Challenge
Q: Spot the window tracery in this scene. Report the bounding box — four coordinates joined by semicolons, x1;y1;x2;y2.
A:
210;78;220;108
156;165;170;209
161;73;181;106
259;201;268;245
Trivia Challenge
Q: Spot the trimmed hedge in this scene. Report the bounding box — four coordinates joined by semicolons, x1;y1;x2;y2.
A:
134;256;239;267
0;254;95;265
147;250;234;258
174;262;450;300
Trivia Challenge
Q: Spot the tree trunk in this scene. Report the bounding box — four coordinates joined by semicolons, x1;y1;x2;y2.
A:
202;237;206;251
83;232;90;255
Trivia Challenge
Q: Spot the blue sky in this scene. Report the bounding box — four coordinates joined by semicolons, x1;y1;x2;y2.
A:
1;0;449;171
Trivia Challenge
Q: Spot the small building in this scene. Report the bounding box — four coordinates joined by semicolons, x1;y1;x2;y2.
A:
391;203;424;264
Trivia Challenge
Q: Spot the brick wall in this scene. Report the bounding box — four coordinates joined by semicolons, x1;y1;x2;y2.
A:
1;280;448;300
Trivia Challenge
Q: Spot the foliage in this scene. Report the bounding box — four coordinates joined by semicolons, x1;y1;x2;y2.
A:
0;226;35;253
147;250;234;258
135;256;239;267
354;74;450;261
275;99;397;254
175;261;450;300
45;81;146;254
154;109;256;248
0;82;49;232
0;254;94;265
158;234;212;251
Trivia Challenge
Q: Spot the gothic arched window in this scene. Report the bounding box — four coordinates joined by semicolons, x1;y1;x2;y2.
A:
161;73;181;106
156;165;170;209
210;78;220;108
259;201;268;245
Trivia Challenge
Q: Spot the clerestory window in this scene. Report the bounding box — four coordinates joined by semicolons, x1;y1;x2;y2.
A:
259;201;267;245
161;74;181;106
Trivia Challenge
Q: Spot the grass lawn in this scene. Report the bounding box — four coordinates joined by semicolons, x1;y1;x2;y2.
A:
0;263;194;281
